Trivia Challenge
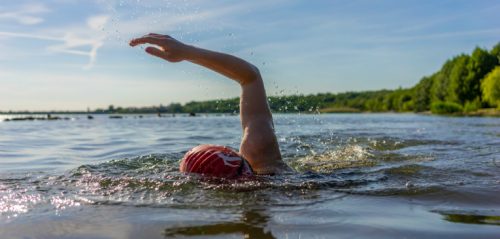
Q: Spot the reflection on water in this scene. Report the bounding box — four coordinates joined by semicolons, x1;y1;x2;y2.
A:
164;209;275;239
1;114;499;237
436;211;500;226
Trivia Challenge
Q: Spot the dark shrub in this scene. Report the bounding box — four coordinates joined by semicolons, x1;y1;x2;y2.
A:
430;101;463;114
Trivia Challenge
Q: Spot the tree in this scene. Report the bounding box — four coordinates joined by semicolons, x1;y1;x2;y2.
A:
463;47;497;102
481;67;500;107
446;55;470;104
491;42;500;62
431;59;455;102
167;103;183;113
412;76;433;111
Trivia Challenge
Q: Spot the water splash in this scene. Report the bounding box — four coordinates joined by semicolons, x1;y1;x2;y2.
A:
292;145;375;173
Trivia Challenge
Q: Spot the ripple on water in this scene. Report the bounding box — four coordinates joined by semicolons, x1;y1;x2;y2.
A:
1;122;499;228
0;150;386;219
290;144;376;173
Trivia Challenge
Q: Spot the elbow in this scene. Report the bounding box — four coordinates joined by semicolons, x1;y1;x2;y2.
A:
240;64;261;85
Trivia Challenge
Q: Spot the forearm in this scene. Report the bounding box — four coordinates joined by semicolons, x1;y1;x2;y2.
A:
184;46;260;85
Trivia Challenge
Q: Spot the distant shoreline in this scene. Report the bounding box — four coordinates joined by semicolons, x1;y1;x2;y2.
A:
2;108;499;118
2;42;499;118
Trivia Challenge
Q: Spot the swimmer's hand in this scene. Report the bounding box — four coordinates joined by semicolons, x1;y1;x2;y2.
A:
129;33;191;63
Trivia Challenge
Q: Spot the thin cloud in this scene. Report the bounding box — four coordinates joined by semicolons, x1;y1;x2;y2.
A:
0;31;60;41
88;15;109;31
0;15;109;69
49;15;109;69
0;3;49;25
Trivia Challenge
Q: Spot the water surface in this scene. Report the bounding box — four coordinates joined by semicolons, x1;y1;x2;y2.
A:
0;113;499;238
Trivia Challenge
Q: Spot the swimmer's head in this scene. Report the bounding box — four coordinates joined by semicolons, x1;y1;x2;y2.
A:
180;144;254;179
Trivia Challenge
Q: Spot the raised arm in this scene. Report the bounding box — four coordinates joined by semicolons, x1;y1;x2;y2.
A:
130;34;289;174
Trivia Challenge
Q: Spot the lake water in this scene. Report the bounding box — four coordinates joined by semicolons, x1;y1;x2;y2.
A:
0;113;499;238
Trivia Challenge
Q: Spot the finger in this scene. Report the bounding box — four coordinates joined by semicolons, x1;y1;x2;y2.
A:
143;33;164;39
146;33;172;38
144;33;174;41
130;38;158;47
145;46;166;59
129;36;165;47
147;33;164;37
143;33;174;41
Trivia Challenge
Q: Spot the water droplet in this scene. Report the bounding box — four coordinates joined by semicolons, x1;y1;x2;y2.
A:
405;181;414;188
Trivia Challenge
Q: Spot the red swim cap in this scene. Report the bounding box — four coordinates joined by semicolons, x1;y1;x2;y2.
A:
180;144;254;178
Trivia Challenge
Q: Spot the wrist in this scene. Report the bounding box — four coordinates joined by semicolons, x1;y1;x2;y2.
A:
181;44;199;61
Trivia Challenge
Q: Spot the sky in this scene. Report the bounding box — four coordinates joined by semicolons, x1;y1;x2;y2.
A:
0;0;499;111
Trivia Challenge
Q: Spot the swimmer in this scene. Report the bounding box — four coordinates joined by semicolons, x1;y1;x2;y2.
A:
130;33;290;178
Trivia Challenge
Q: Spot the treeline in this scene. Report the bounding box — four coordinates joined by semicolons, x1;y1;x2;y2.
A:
91;90;399;114
107;42;498;115
410;42;500;113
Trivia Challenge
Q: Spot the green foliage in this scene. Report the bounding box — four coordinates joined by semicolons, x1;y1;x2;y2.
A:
412;76;433;111
167;103;184;113
491;42;500;62
463;99;481;113
409;42;499;112
430;101;463;114
431;60;454;102
446;55;470;104
463;47;498;102
481;67;500;107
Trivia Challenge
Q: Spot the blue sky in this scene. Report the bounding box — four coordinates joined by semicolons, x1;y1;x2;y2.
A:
0;0;499;111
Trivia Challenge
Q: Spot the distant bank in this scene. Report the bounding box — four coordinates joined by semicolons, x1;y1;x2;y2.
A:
2;42;499;117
